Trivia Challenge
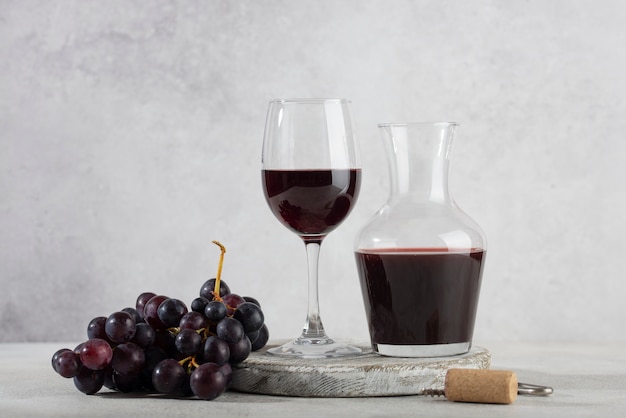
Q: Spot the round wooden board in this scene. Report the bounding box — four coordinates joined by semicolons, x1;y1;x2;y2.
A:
231;342;491;397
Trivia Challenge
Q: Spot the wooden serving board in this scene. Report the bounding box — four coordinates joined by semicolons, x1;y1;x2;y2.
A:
231;342;490;397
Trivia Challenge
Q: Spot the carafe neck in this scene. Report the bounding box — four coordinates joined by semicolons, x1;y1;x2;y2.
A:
380;122;456;204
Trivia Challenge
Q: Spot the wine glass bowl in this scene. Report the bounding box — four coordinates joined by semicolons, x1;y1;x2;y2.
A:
261;98;362;358
262;169;360;241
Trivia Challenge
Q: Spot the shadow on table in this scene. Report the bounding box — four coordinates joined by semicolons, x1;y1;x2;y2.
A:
95;389;291;404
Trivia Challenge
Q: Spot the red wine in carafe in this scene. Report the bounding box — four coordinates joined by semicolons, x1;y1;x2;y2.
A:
354;248;485;346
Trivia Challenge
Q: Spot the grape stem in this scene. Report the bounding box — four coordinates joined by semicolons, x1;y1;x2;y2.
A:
212;240;226;301
178;356;193;367
179;355;201;372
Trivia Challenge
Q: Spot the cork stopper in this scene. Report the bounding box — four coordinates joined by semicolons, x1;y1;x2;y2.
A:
444;368;518;404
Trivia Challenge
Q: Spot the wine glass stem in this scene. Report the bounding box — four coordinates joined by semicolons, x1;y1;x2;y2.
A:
301;240;330;340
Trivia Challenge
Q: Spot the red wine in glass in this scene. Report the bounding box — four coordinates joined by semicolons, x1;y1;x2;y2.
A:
262;169;361;240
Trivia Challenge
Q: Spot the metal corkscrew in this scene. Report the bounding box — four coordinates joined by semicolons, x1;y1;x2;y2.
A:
422;369;553;404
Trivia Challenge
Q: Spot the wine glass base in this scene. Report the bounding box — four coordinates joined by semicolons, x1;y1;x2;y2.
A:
267;337;363;359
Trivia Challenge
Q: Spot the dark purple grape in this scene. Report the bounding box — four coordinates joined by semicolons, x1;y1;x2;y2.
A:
220;363;233;386
103;365;115;389
73;367;105;394
216;318;244;344
136;292;156;318
113;370;142;392
228;335;251;364
191;297;209;313
179;311;208;331
190;362;227;400
175;329;202;356
131;322;156;348
251;324;270;351
111;342;145;375
152;359;186;394
143;295;169;330
87;317;108;340
233;302;264;333
51;348;81;378
52;348;69;367
73;342;85;355
122;307;144;324
204;300;227;322
199;278;230;300
105;311;136;343
202;336;230;365
222;293;245;316
141;346;168;390
157;298;188;328
243;296;261;307
246;329;260;344
79;338;113;370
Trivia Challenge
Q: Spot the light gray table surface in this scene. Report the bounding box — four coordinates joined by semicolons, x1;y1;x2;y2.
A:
1;341;624;417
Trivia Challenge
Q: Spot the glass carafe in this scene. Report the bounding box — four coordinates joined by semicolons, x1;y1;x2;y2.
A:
354;122;486;357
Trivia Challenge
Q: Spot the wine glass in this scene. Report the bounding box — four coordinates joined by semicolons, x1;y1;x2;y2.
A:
261;98;362;358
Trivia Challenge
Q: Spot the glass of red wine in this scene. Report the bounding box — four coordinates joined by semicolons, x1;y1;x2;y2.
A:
261;98;362;358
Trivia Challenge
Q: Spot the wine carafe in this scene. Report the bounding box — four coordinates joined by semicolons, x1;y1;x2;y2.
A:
354;122;486;357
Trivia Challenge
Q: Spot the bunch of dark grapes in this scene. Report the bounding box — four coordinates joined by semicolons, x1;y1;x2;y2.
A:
51;242;269;401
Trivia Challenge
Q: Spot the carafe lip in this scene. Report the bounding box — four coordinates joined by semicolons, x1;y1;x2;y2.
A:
378;121;459;128
271;98;351;104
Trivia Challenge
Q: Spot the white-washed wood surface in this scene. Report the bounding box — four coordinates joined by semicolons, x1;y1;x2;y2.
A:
231;342;491;397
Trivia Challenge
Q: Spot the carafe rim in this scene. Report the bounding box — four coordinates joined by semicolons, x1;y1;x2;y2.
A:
270;98;351;105
378;121;459;128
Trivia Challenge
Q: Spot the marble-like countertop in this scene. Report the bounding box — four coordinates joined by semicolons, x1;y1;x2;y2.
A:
1;341;624;417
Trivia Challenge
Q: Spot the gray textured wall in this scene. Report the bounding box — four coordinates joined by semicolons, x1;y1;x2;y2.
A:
2;0;625;343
